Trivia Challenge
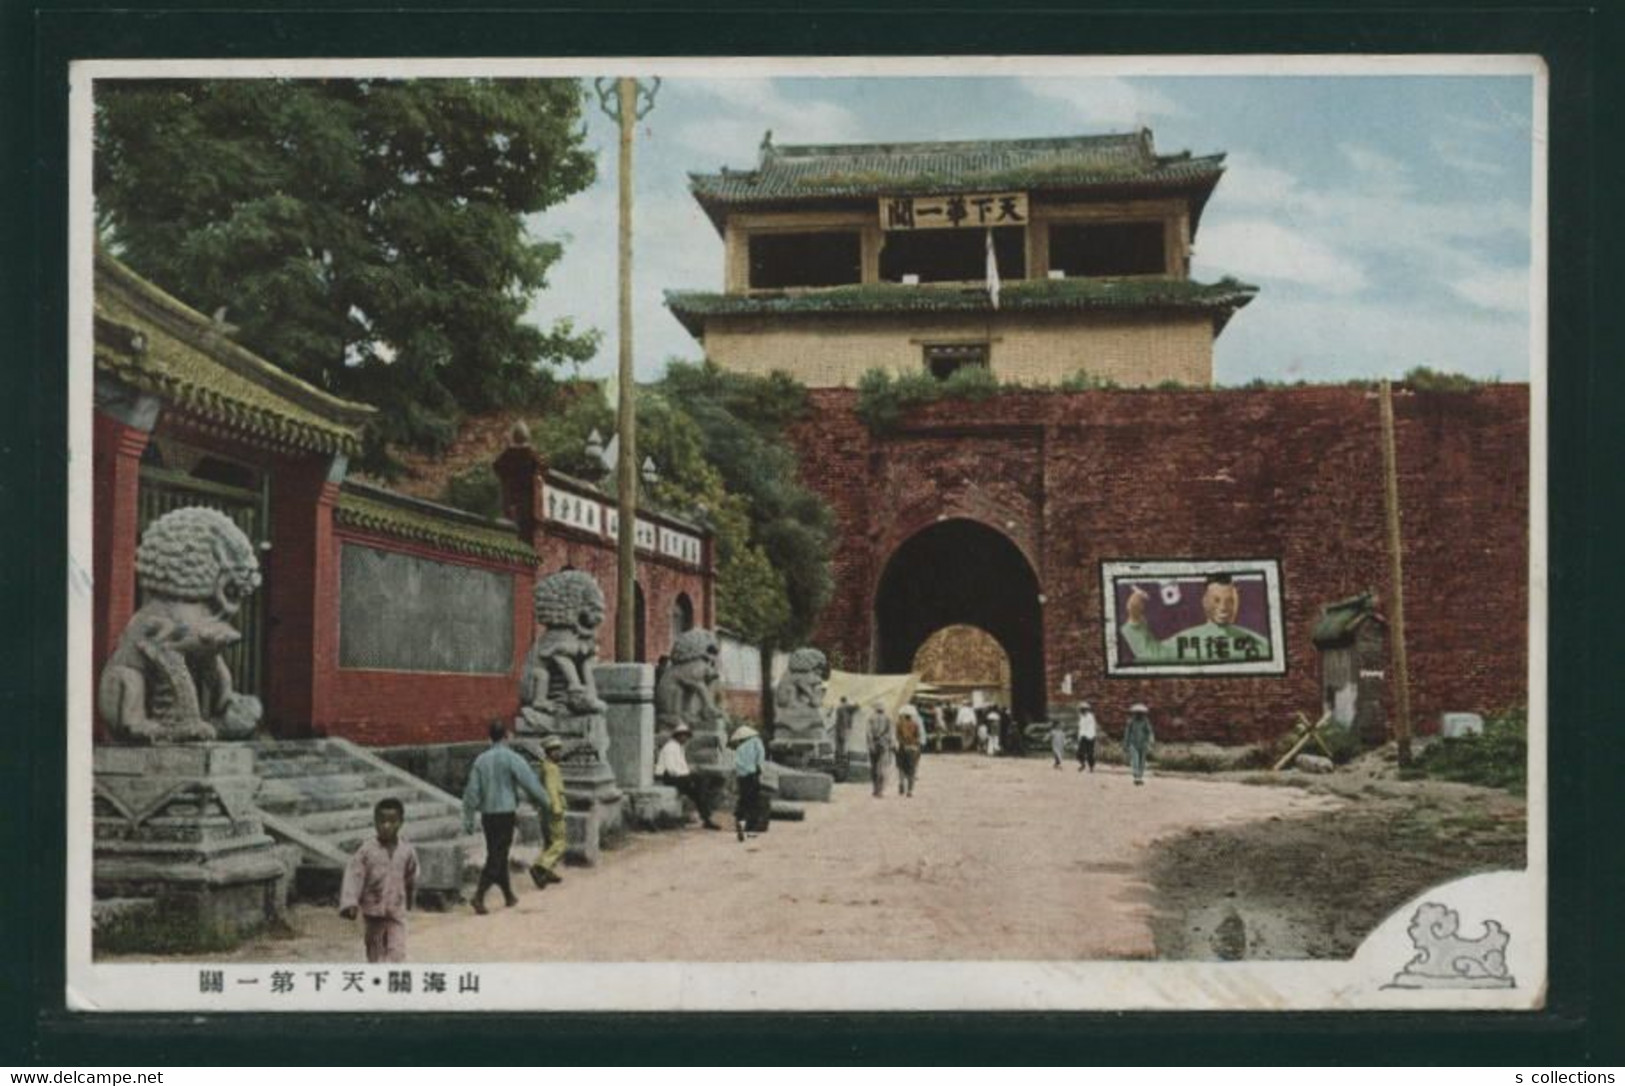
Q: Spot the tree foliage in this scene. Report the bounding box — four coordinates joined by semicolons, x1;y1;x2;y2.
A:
449;364;833;647
95;78;599;470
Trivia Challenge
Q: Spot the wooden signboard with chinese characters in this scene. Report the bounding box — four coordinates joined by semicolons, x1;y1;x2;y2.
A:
880;191;1028;230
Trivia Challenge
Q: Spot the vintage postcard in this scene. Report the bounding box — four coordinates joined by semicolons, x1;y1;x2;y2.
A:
67;55;1546;1012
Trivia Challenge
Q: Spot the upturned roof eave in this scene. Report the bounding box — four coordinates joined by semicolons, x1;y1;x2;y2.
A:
664;278;1258;340
95;251;377;432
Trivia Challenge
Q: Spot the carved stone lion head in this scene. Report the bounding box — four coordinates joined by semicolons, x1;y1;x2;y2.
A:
670;627;720;666
134;507;262;620
786;647;828;678
533;569;606;640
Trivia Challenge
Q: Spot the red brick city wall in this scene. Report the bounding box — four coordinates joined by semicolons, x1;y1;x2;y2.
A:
791;385;1530;743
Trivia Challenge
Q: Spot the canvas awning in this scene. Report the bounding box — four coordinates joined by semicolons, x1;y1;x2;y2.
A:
823;670;920;718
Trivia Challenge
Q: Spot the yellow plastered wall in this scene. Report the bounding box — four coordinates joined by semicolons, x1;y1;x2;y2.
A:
700;311;1216;388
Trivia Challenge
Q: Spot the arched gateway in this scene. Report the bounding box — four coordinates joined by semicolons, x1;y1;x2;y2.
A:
874;519;1046;722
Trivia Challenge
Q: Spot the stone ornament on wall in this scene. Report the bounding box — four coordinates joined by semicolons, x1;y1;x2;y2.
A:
97;506;263;744
518;570;610;731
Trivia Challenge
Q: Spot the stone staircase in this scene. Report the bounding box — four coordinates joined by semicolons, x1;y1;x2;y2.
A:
250;739;483;904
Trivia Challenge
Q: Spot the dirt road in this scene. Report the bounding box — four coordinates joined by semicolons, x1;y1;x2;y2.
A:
160;754;1338;965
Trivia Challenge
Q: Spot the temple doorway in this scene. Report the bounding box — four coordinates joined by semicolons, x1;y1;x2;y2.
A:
874;518;1046;722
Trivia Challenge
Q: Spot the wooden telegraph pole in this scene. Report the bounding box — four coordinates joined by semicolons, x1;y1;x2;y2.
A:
596;76;659;662
1379;379;1414;766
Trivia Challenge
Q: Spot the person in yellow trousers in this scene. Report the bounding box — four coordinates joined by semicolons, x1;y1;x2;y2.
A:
529;735;569;889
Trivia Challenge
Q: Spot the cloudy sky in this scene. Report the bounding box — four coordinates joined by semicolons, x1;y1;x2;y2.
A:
522;71;1538;385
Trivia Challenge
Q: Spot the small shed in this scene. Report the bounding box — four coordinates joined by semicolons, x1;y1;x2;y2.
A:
1310;591;1389;745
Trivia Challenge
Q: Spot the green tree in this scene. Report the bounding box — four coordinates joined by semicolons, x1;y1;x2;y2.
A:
94;78;598;469
657;361;834;648
456;365;834;654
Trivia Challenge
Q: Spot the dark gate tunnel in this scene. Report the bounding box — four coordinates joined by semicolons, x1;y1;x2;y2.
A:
874;519;1047;722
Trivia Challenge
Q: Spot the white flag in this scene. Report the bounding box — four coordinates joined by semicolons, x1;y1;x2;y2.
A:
985;228;1001;310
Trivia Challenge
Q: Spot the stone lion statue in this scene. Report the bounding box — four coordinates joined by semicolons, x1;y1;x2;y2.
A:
774;647;828;712
519;569;609;723
655;627;723;733
97;506;264;744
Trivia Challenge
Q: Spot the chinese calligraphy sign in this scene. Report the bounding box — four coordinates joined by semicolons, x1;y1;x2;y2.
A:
881;192;1028;231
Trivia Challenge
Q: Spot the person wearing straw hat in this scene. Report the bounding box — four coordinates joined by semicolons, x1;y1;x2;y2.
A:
730;724;768;842
528;734;569;889
1124;702;1155;786
656;722;720;830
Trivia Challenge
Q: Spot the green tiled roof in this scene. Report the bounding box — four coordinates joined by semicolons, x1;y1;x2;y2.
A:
94;253;374;456
689;130;1225;231
335;483;538;565
666;276;1259;338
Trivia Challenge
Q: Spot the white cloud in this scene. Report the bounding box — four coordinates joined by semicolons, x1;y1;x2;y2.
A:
671;78;862;162
1198;219;1367;294
1452;269;1529;313
1195;150;1529;316
1432;136;1508;178
1214;151;1303;208
1338;143;1414;197
1215;296;1530;384
1017;77;1182;126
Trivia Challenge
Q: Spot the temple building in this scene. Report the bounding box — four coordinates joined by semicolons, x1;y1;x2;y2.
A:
667;130;1529;738
667;129;1256;389
93;252;713;747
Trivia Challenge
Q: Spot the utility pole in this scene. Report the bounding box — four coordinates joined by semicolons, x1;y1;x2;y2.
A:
1379;379;1414;766
595;76;659;662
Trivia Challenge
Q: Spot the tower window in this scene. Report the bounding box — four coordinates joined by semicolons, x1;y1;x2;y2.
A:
1048;221;1167;277
924;342;989;380
881;227;1025;284
748;231;862;289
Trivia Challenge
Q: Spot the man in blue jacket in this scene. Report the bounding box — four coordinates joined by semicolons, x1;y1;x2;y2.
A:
462;720;551;914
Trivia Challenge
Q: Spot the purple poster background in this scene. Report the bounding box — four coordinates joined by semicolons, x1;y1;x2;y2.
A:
1112;574;1274;664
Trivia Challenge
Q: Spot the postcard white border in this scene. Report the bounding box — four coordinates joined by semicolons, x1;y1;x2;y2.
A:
66;53;1549;1013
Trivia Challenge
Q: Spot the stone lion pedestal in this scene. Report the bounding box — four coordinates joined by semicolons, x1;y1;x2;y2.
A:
767;709;836;773
93;744;292;950
514;711;625;867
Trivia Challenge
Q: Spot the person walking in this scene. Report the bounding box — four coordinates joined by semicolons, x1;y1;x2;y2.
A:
1124;702;1155;786
866;701;897;798
955;701;977;753
895;705;923;797
1075;700;1099;772
730;724;768;841
527;735;569;889
833;696;858;782
461;721;550;914
1049;719;1067;769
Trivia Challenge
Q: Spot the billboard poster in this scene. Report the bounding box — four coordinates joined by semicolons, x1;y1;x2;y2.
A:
1102;559;1287;677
